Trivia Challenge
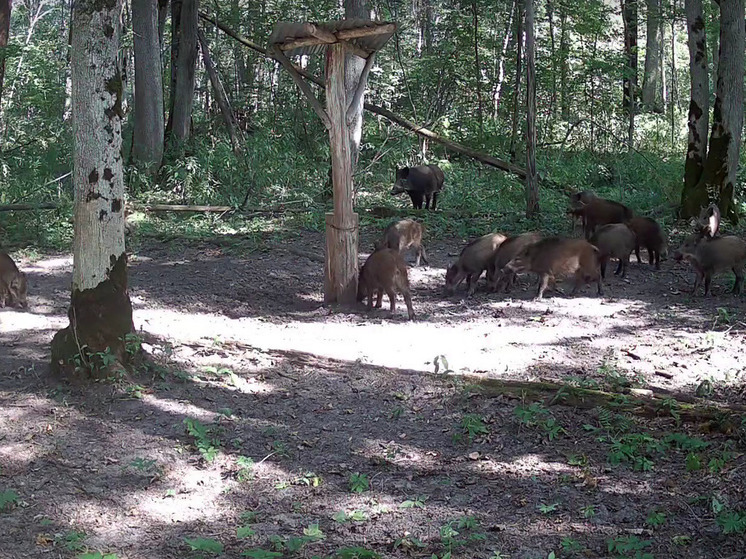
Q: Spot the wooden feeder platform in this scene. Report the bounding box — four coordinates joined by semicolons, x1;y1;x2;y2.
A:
269;20;396;305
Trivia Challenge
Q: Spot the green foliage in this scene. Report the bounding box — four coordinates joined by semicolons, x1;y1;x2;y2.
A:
183;418;221;462
348;472;370;493
183;537;224;554
0;489;19;511
606;535;653;559
456;413;489;444
515;403;566;440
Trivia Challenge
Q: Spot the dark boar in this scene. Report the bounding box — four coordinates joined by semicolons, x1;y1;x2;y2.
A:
504;237;603;299
574;197;633;239
0;252;28;309
375;219;429;266
357;248;415;320
487;232;542;292
626;216;668;269
445;233;507;295
568;191;597;233
390;164;445;210
590;223;636;278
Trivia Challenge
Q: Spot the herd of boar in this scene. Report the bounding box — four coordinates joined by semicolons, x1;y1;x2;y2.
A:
359;190;746;320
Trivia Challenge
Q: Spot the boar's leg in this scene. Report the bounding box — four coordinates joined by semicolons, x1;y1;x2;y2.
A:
703;273;713;296
653;247;661;269
536;274;551;299
402;290;415;320
417;245;429;266
407;191;423;209
634;243;643;263
732;267;743;294
431;192;438;211
691;269;704;295
385;288;397;314
599;256;608;279
374;290;384;308
595;273;604;295
424;193;432;209
366;292;375;310
614;258;624;276
466;271;482;296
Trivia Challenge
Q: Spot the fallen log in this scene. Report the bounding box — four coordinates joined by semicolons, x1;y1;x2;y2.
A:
0;203;59;212
199;11;528;180
463;375;746;429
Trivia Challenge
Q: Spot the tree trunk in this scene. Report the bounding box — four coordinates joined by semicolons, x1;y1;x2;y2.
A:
0;0;11;105
681;0;743;221
344;0;368;172
621;0;638;147
545;0;557;124
165;0;181;135
524;0;539;217
492;0;515;117
508;2;524;162
197;27;243;154
472;0;483;135
641;0;663;112
158;0;169;47
559;4;569;120
132;0;165;171
51;0;134;380
170;0;198;144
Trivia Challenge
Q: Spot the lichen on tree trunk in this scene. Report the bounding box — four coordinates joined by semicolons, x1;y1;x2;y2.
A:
681;0;743;222
51;0;135;380
51;254;135;379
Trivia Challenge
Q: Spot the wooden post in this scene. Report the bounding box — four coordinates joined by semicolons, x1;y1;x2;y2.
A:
324;43;358;304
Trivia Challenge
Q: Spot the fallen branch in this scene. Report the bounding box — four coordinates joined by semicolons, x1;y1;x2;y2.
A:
463;376;746;428
199;11;528;180
0;202;59;212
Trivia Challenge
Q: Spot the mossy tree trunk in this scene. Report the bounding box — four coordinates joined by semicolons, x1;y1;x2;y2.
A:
0;0;11;105
641;0;663;112
681;0;743;222
680;0;709;217
51;0;135;380
170;0;198;144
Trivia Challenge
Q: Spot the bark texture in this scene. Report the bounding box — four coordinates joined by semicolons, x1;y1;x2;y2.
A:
170;0;198;144
680;0;709;214
132;0;164;171
641;0;663;112
51;0;134;379
524;0;539;217
682;0;744;221
622;0;638;145
344;0;368;172
508;2;524;162
0;0;11;104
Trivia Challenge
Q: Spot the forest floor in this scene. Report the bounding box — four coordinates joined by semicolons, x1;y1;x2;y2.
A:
1;226;746;559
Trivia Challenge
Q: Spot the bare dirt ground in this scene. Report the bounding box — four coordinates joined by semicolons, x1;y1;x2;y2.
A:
1;228;746;559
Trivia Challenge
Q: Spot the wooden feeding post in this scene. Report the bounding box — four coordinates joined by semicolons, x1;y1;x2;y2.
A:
269;20;396;305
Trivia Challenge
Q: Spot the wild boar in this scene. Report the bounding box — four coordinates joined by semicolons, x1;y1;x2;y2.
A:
390;164;445;210
487;232;542;292
445;233;507;295
590;223;636;278
375;219;428;266
357;248;415;320
626;216;668;269
505;237;603;299
0;252;28;309
573;197;634;239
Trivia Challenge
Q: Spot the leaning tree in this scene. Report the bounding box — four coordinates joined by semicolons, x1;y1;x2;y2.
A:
51;0;135;378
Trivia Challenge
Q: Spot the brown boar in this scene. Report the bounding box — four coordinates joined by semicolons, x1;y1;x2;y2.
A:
357;248;415;320
445;233;507;295
0;252;28;309
574;198;634;239
673;205;746;296
504;237;603;299
626;216;668;269
568;191;596;233
487;232;542;292
590;223;636;278
375;219;429;266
